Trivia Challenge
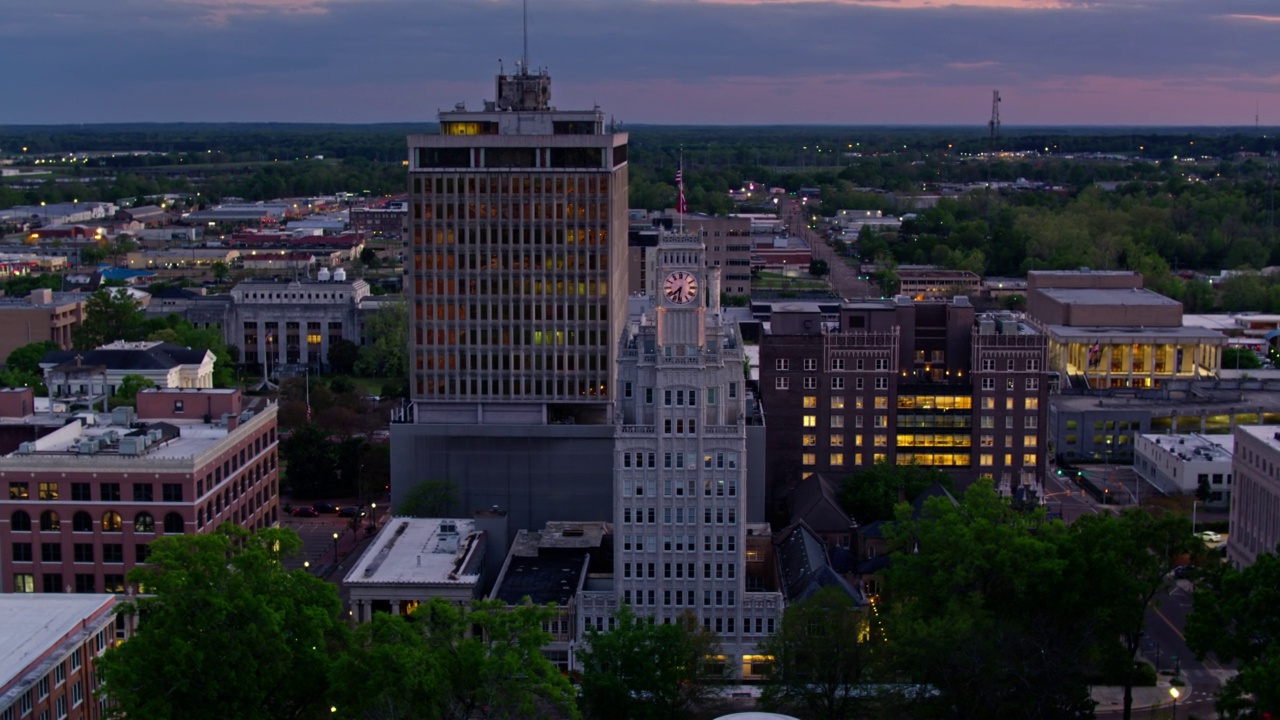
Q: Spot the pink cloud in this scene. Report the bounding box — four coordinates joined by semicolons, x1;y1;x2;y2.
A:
1223;14;1280;23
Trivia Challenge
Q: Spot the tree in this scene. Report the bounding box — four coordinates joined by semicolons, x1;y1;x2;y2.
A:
74;288;143;349
1071;509;1197;720
414;598;579;720
211;260;230;282
96;526;349;720
360;247;381;268
579;607;723;720
280;423;340;497
758;586;882;720
838;461;951;524
5;340;59;374
1222;347;1263;370
1186;547;1280;720
328;613;442;720
397;478;458;517
354;301;407;378
808;258;829;277
882;481;1099;720
328;338;360;375
111;373;155;407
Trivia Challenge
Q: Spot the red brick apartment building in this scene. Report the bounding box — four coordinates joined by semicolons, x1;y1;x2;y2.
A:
0;594;133;720
0;387;279;594
760;297;1048;518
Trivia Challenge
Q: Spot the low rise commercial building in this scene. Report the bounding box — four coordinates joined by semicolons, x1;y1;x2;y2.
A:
344;517;486;620
1133;432;1234;505
0;387;280;593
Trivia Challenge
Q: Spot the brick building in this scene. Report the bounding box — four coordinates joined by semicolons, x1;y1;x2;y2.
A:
0;387;279;594
0;594;133;720
760;297;1048;519
0;289;85;363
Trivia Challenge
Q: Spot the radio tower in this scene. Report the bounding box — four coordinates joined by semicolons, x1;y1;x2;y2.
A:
988;90;1002;148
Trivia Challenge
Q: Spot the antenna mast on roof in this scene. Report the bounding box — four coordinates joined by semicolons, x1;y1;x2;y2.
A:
522;0;529;73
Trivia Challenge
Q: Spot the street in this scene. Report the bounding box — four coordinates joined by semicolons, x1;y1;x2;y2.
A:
782;198;878;299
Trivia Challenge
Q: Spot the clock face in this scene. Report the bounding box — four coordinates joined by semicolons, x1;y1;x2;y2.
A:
663;271;698;305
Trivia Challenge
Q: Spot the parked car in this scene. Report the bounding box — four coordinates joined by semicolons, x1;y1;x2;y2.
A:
1195;531;1223;544
312;502;339;514
338;506;366;518
290;506;319;518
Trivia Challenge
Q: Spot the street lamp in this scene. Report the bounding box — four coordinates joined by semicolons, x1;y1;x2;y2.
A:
370;502;377;529
1169;686;1179;716
332;532;340;562
303;560;310;571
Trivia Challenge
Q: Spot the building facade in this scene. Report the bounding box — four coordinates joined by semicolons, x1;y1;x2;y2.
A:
603;232;783;675
760;299;1048;517
228;276;370;371
0;388;279;593
0;594;132;720
1228;425;1280;567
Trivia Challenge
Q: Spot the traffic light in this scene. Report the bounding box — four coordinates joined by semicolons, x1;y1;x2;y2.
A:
1055;468;1063;476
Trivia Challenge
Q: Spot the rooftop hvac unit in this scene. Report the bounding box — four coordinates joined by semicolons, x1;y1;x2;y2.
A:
220;413;236;427
16;442;34;455
111;406;135;426
119;436;145;456
979;319;997;335
77;439;100;455
147;429;163;444
102;430;120;445
239;411;254;423
440;521;457;535
999;318;1019;335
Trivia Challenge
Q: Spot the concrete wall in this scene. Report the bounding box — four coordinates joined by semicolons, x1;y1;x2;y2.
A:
390;423;615;532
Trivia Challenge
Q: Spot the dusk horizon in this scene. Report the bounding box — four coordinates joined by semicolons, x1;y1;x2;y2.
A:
2;0;1277;127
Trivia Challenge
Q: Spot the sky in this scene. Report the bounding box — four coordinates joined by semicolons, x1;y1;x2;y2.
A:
1;0;1278;126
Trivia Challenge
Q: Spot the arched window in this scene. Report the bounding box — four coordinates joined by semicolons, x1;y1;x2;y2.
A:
102;511;122;532
135;512;154;533
11;510;31;532
73;511;93;533
163;512;184;534
40;511;60;531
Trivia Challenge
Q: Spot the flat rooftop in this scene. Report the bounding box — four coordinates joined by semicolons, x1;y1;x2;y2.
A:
0;595;115;697
1045;325;1224;341
1140;432;1235;462
2;408;258;462
1235;425;1280;453
344;518;481;587
1037;287;1182;308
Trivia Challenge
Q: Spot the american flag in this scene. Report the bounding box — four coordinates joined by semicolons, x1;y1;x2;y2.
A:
675;170;686;214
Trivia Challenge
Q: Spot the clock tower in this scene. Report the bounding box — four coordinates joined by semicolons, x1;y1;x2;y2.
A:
653;234;719;350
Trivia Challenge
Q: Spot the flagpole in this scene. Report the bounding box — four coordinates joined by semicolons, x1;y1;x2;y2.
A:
679;150;685;234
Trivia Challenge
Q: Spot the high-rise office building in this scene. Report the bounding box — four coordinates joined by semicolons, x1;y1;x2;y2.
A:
393;63;630;530
601;231;782;672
